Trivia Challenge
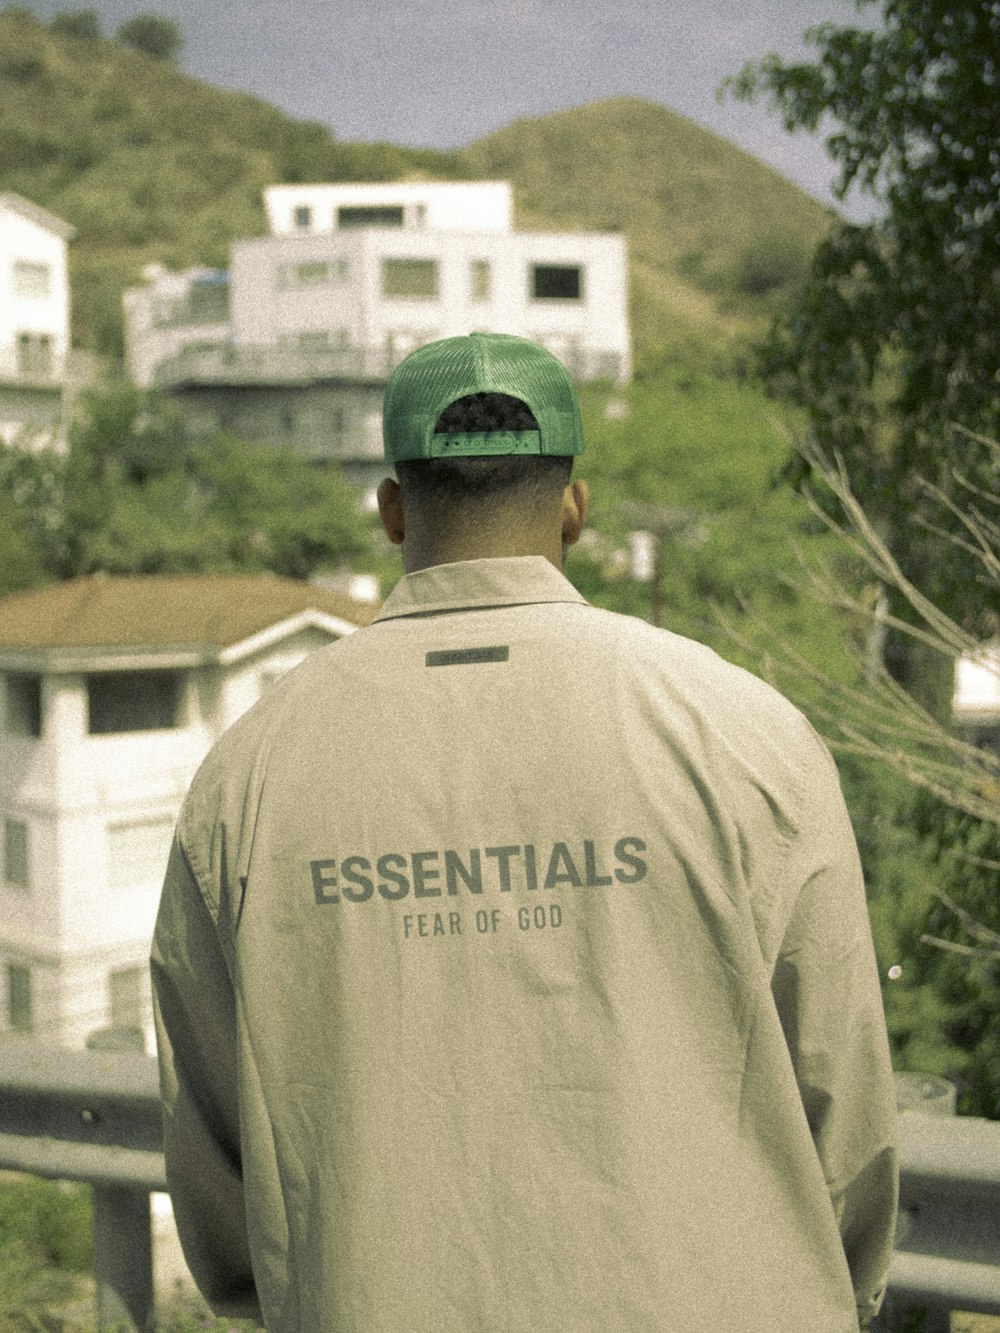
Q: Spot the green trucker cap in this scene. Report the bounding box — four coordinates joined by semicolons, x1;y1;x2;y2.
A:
382;332;585;463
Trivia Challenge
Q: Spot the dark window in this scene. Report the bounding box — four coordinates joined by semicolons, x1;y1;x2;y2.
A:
7;964;33;1033
16;332;53;376
297;330;331;352
12;261;52;298
470;260;491;302
531;264;583;301
187;279;230;322
294;205;312;229
87;672;182;734
338;206;404;230
296;262;330;284
4;819;29;889
5;674;42;737
381;259;438;299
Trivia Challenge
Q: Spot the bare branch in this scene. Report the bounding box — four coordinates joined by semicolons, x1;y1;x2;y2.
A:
932;890;1000;947
914;476;1000;581
920;934;1000;959
951;423;1000;458
949;850;1000;874
795;437;980;657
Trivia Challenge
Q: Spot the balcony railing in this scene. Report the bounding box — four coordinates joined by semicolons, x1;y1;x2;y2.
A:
153;342;411;389
4;1041;994;1332
152;341;628;390
0;354;62;388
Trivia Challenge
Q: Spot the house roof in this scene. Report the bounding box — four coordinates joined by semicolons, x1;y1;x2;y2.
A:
0;192;76;242
0;573;379;669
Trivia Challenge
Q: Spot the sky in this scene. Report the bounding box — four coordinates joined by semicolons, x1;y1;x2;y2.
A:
18;0;878;218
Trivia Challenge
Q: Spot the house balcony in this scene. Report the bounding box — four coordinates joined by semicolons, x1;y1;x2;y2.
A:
0;349;63;390
152;340;627;391
152;342;405;390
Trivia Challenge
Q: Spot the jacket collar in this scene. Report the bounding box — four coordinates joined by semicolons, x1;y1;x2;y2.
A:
372;557;589;623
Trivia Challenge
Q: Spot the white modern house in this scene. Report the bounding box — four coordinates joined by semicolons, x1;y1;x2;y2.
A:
0;573;376;1051
123;181;631;492
953;640;1000;751
263;180;515;237
0;193;79;451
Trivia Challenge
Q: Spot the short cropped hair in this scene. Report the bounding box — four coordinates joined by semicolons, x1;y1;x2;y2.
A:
395;393;572;508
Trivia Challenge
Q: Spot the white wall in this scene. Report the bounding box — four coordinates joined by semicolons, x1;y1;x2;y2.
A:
228;233;367;349
0;201;71;380
228;228;630;381
0;624;352;1048
264;181;513;236
954;644;1000;723
123;267;231;388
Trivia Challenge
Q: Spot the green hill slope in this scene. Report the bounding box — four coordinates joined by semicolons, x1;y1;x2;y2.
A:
464;97;834;368
0;8;468;354
0;9;832;369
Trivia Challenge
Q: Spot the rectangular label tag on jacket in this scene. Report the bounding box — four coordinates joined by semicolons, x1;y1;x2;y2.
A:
425;646;510;667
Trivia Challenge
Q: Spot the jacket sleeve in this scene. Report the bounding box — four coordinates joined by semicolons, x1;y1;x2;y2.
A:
771;743;899;1329
150;833;263;1324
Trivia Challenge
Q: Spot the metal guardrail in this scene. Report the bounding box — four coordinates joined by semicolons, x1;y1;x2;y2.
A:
1;1041;999;1331
0;1038;165;1331
877;1111;1000;1331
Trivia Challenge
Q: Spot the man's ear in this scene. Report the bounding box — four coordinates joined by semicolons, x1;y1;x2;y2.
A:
377;477;405;546
561;478;589;547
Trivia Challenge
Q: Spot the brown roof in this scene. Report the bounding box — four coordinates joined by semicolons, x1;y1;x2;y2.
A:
0;573;379;653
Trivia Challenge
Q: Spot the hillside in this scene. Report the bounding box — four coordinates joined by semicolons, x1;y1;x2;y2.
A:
0;7;833;369
464;98;835;368
0;7;468;355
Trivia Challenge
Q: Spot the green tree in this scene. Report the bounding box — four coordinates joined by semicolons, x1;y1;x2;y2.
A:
50;9;101;40
116;13;183;62
0;386;375;583
726;0;1000;701
570;371;855;685
0;441;64;595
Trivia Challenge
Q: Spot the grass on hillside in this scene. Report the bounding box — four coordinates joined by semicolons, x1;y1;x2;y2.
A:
0;7;467;356
465;97;834;368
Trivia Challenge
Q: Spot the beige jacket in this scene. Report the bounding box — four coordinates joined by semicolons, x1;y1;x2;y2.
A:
152;556;897;1333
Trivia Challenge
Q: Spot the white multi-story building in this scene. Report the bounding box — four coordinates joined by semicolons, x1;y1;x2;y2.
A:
263;180;514;237
0;573;376;1051
123;181;631;491
0;193;78;451
953;640;1000;751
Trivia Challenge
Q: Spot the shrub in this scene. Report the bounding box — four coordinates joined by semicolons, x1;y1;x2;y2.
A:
0;124;60;172
116;13;183;62
92;87;132;122
732;232;811;297
50;9;102;41
0;1173;93;1270
0;1236;82;1330
0;51;45;82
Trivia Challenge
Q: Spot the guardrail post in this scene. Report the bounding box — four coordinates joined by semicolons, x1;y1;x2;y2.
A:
873;1075;956;1333
92;1182;154;1332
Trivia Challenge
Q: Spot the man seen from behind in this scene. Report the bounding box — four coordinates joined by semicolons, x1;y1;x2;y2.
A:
152;332;898;1332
